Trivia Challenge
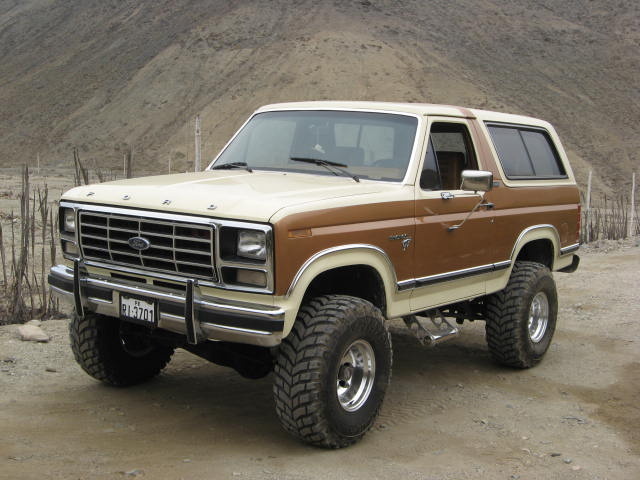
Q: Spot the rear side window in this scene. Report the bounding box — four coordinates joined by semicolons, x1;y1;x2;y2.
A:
486;123;566;179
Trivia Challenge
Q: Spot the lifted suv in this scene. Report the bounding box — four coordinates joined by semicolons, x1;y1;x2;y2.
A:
49;101;580;448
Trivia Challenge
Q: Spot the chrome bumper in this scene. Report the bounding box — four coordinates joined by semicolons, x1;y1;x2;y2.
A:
48;262;284;347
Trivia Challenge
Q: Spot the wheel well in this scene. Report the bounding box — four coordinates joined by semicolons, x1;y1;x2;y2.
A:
302;265;386;313
515;239;554;268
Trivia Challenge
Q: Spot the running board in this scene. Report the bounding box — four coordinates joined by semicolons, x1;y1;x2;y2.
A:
403;310;460;346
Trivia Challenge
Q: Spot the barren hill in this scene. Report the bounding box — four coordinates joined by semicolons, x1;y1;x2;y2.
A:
1;0;638;192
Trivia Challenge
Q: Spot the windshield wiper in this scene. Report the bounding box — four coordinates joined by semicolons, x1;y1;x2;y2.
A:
211;162;253;172
290;157;359;183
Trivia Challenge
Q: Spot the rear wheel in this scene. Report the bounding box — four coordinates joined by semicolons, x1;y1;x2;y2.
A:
70;311;174;386
485;261;558;368
273;295;392;448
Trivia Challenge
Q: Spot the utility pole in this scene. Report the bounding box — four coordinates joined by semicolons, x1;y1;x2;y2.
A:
194;114;201;172
630;172;636;237
585;170;592;243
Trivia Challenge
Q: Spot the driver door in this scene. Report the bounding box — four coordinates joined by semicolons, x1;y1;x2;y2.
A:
410;118;496;311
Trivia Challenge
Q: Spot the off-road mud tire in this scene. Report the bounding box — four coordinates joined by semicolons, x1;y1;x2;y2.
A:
485;261;558;368
273;295;392;448
70;311;174;386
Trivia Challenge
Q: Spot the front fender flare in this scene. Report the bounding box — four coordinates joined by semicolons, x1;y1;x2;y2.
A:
280;244;399;337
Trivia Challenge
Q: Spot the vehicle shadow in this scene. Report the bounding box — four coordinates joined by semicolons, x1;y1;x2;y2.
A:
73;323;503;451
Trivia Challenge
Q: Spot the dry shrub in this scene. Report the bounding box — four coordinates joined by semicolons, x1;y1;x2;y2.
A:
0;166;60;324
581;193;639;243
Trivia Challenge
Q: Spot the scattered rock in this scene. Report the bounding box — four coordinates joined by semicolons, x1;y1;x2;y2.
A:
562;415;588;424
182;459;191;463
550;452;561;457
8;455;33;461
123;469;144;477
563;458;573;464
45;367;57;373
571;465;582;471
3;356;16;363
26;319;42;327
17;324;49;343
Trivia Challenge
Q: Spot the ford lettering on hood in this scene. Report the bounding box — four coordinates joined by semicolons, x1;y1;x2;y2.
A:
61;170;387;222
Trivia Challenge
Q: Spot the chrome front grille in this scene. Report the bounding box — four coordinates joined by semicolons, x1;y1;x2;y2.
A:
78;211;217;281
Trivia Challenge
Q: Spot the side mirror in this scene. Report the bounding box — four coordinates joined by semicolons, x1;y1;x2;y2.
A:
460;170;493;193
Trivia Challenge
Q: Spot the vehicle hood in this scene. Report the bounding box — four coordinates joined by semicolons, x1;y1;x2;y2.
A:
61;170;388;223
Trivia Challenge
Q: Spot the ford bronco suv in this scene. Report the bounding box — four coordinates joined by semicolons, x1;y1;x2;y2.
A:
49;101;580;448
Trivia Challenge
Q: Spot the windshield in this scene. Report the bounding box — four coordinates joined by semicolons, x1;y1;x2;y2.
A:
209;110;419;182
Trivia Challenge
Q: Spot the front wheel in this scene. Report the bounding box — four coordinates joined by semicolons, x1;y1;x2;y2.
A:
70;311;174;386
273;295;392;448
485;261;558;368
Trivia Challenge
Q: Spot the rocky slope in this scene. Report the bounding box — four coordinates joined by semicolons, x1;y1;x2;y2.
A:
1;0;638;192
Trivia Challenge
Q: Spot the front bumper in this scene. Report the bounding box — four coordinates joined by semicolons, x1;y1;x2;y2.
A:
48;262;284;347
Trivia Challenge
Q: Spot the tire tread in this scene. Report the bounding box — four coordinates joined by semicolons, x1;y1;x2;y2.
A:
69;311;174;387
485;261;557;368
273;295;391;448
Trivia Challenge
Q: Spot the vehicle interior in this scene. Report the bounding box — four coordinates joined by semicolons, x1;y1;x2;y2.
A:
420;122;478;191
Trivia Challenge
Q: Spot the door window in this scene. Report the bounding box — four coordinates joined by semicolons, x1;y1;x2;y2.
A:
420;122;478;190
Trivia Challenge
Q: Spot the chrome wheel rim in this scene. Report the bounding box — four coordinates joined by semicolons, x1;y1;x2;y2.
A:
336;339;376;412
528;292;549;343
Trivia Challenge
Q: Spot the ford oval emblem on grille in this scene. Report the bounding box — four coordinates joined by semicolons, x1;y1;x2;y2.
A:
128;236;151;251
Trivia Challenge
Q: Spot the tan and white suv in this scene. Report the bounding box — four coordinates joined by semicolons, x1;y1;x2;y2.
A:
49;101;580;448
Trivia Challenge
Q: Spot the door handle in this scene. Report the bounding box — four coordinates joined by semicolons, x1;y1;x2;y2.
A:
480;202;495;209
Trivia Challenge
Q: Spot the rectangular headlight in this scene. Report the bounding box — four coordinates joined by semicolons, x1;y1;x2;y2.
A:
237;230;267;260
63;208;76;233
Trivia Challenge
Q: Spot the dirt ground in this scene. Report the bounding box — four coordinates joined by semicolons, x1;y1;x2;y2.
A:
1;242;639;480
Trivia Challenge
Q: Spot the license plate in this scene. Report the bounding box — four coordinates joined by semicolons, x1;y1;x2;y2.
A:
120;295;157;327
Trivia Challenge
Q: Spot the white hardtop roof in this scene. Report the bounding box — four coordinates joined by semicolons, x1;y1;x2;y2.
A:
256;101;552;129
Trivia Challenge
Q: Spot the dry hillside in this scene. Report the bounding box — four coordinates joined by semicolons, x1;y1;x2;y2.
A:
1;0;638;192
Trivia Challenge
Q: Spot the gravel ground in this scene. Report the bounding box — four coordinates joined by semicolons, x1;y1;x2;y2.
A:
1;241;639;480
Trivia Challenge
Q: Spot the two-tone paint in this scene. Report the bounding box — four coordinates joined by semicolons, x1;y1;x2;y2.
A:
49;101;580;345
